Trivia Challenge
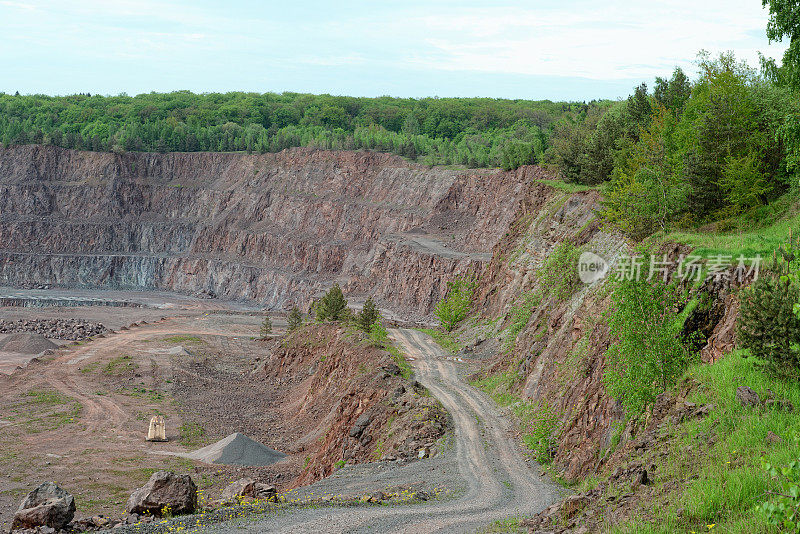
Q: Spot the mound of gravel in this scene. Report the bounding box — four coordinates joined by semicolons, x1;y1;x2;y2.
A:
186;433;286;466
0;333;58;354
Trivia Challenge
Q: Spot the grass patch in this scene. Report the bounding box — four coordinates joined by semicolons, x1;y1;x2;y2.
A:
178;421;206;447
102;354;137;376
20;389;82;432
79;361;101;374
480;517;525;533
606;349;800;533
417;328;462;354
472;366;561;463
537;178;597;194
120;387;166;403
652;192;800;260
368;323;413;379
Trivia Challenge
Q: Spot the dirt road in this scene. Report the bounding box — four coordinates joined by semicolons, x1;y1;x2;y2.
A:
206;328;561;533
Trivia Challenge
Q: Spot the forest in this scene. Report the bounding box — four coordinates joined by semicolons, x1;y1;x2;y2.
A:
0;90;598;171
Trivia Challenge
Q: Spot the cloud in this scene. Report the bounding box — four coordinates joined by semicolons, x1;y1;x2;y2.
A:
394;2;787;79
0;0;789;97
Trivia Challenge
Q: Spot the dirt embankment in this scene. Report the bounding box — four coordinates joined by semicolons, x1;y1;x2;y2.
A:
262;324;450;487
0;145;543;318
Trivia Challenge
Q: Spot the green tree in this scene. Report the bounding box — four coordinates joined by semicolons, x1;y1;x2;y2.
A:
738;271;800;376
316;283;348;322
287;306;303;331
762;0;800;90
603;276;689;418
602;106;687;239
435;277;476;332
653;68;692;114
357;297;380;332
260;314;272;338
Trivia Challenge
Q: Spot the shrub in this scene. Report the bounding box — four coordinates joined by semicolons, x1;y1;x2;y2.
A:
521;399;562;464
315;283;348;321
738;273;800;376
539;241;582;300
357;297;380;332
603;277;689;418
287;306;303;331
435;277;476;332
260;314;272;338
757;456;800;531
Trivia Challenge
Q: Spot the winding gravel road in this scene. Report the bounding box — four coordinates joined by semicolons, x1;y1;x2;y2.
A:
207;328;561;533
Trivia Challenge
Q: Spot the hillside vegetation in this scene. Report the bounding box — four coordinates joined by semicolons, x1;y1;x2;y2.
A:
0;91;605;170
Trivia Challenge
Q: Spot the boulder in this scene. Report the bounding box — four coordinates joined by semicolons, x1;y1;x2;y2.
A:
735;386;760;407
221;478;256;502
253;483;277;501
220;478;276;503
349;413;372;438
126;471;197;516
11;482;75;531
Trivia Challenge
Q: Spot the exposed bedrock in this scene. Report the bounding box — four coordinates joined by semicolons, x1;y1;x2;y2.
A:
0;145;542;316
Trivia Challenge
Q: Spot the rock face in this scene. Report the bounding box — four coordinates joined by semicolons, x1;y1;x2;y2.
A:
11;482;76;531
0;145;536;317
126;471;197;516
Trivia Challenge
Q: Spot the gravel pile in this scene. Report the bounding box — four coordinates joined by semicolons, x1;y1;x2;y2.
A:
186;433;286;466
0;318;106;340
0;333;58;354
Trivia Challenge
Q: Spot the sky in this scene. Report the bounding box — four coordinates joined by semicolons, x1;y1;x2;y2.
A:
0;0;789;101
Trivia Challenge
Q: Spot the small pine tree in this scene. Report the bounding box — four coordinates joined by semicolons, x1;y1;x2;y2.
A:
260;314;272;338
316;283;348;321
287;306;303;331
738;273;800;374
358;297;380;332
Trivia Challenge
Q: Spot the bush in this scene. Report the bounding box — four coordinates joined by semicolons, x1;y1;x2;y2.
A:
738;272;800;376
315;283;348;321
435;277;476;332
259;314;272;338
603;277;689;417
757;456;800;531
287;306;303;331
357;297;380;332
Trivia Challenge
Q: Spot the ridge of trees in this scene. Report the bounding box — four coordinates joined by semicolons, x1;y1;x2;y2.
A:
0;91;605;171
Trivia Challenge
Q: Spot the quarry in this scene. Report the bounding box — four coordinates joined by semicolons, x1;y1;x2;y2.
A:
0;143;783;533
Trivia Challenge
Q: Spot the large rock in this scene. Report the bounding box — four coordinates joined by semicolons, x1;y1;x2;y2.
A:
220;478;277;503
220;478;256;502
126;471;197;516
11;482;75;531
349;413;372;438
735;386;760;407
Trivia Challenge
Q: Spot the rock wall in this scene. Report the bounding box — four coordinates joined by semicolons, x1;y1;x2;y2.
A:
0;145;533;316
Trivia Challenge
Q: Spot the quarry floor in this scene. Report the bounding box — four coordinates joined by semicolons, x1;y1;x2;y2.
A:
0;291;294;531
0;291;561;533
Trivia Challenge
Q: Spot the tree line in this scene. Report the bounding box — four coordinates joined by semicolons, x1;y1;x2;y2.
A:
548;50;800;236
0;90;600;171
